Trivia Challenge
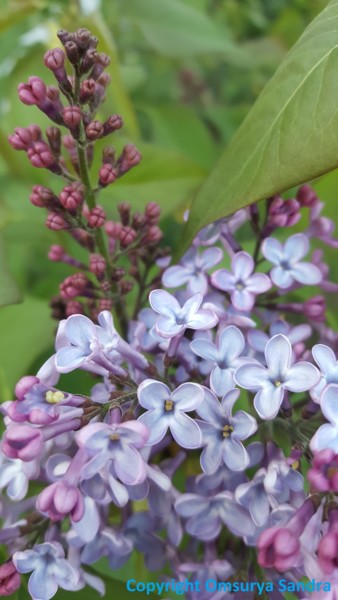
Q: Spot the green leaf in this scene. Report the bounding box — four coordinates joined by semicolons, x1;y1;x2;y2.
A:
0;235;21;307
175;0;338;258
123;0;246;61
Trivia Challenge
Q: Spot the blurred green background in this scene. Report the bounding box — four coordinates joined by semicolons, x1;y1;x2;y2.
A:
0;0;332;399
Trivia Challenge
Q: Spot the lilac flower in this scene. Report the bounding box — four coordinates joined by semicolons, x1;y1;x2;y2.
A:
137;379;203;448
211;251;271;311
247;319;311;364
80;527;133;570
310;384;338;453
162;246;223;295
311;344;338;403
234;334;320;420
76;420;149;485
175;331;212;383
149;290;218;339
196;388;257;472
13;542;79;600
191;325;254;396
0;452;39;501
262;233;322;288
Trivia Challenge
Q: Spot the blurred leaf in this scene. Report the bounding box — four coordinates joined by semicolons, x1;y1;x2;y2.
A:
0;235;21;307
175;0;338;258
123;0;247;62
0;295;54;395
0;1;42;34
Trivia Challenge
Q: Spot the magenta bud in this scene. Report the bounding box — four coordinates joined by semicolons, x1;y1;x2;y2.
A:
88;206;106;228
60;273;88;299
257;527;300;572
2;425;43;461
8;127;33;151
0;561;21;596
37;480;84;522
119;226;137;247
44;48;65;71
66;301;84;316
318;530;338;574
268;197;300;228
30;185;55;208
117;143;141;176
98;298;113;311
15;376;39;400
59;185;83;213
27;124;42;141
297;184;319;207
308;449;338;492
79;78;96;103
89;253;106;276
48;245;65;261
86;120;104;141
105;220;122;238
98;163;117;187
144;225;162;244
63;106;82;130
27;142;54;168
18;76;47;105
103;114;123;136
145;201;161;224
64;40;80;65
304;296;326;322
46;212;69;231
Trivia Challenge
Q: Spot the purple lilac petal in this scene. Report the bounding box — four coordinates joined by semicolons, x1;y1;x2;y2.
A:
284;233;308;262
265;334;291;377
187;310;218;329
321;384;338;424
170;412;202;448
172;382;204;411
232;252;254;279
291;263;322;285
138;380;171;410
137;410;169;445
231;289;255;311
262;238;283;264
270;267;294;288
223;437;249;471
234;364;268;389
311;424;338;453
162;266;191;288
246;273;271;293
211;270;235;291
254;385;284;420
231;411;257;439
312;344;337;374
149;290;180;317
156;317;184;337
284;363;319;392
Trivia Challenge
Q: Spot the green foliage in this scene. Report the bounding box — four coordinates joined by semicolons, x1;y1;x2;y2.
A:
0;236;21;307
176;0;338;258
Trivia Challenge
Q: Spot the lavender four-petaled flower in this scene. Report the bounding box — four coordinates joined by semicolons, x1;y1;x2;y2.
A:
234;334;320;420
311;344;338;403
149;290;218;339
310;384;338;453
137;379;204;448
211;251;271;311
162;246;223;295
196;388;257;472
262;233;322;288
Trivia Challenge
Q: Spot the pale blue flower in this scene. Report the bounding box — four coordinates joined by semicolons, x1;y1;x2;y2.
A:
262;233;322;288
149;290;218;338
234;334;320;420
311;344;338;403
162;246;223;295
310;384;338;453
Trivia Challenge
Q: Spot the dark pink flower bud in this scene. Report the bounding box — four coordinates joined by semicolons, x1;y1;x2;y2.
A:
104;220;122;238
44;48;65;71
98;298;113;311
37;480;84;522
117;143;142;176
145;225;162;243
27;142;54;168
2;425;43;461
90;52;111;80
308;449;338;492
63;106;82;131
66;301;84;316
18;76;46;105
89;253;106;276
0;561;21;596
257;527;301;572
119;226;137;247
46;126;61;156
30;185;55;208
268;197;300;228
86;120;104;141
60;273;88;299
48;245;65;261
119;279;134;295
79;78;96;103
103;114;123;136
59;185;83;213
80;48;98;75
145;201;161;224
15;375;39;400
8;127;32;151
57;29;73;45
98;163;117;187
27;124;42;141
64;40;79;64
102;146;116;164
75;28;92;50
46;212;69;231
132;212;145;230
118;202;131;226
297;184;319;207
318;528;338;574
88;206;106;228
304;296;326;322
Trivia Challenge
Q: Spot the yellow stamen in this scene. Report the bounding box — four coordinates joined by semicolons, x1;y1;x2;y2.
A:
164;400;174;412
45;391;65;404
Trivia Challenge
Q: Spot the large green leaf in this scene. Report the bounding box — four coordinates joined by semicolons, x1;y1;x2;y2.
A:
175;0;338;258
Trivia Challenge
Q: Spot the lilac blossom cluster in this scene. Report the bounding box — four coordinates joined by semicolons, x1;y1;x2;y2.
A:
2;28;338;600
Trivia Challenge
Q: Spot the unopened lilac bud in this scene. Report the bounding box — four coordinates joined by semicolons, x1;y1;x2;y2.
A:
37;481;84;522
64;40;80;64
44;48;65;72
102;114;123;137
98;298;113;311
30;185;55;208
304;296;326;322
102;146;116;164
268;197;300;228
98;163;117;187
46;212;69;231
27;142;54;168
46;126;61;156
308;449;338;492
59;185;83;213
2;425;43;461
117;143;142;176
48;245;65;261
60;273;88;299
119;226;137;247
80;48;98;75
27;124;42;141
105;220;122;238
79;78;96;103
18;76;46;105
57;29;73;45
0;560;21;596
97;72;111;88
89;253;106;276
63;106;82;133
15;375;39;400
145;225;162;243
145;201;161;224
118;202;131;226
132;212;145;230
66;300;84;316
86;120;104;141
119;279;134;295
90;52;111;80
88;206;106;228
75;28;92;50
8;127;32;151
111;267;125;281
297;184;319;207
318;528;338;574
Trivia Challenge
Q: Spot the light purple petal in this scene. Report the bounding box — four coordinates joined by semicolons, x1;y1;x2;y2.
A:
270;266;294;288
190;339;219;362
311;423;338;453
210;367;235;397
254;385;284;420
182;293;203;319
137;379;171;410
312;344;337;375
261;237;283;265
219;493;255;537
223;438;249;471
246;273;271;293
201;247;223;269
175;494;209;517
29;568;58;600
234;363;268;390
114;445;146;485
220;388;240;419
149;289;180;317
172;382;204;411
156;317;184;338
170;412;202;449
64;315;94;349
200;441;223;474
284;233;309;262
232;252;254;279
284;362;319;392
291;263;322;285
162;266;191;288
219;326;244;363
196;387;223;423
56;347;87;372
138;410;169;445
187;310;218;330
231;289;254;311
232;410;257;440
188;273;208;295
211;269;235;292
265;334;291;378
321;384;338;425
